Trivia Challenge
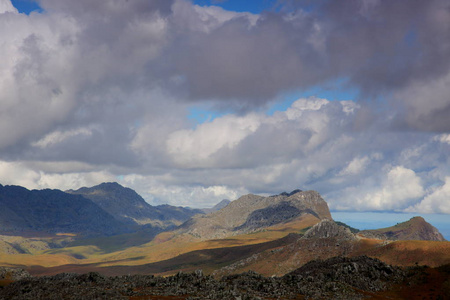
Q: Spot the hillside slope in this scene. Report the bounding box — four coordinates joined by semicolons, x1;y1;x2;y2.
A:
213;219;450;277
359;216;446;241
178;190;331;240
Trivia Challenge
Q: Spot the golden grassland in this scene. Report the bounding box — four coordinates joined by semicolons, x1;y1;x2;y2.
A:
0;216;316;270
362;240;450;267
0;215;449;277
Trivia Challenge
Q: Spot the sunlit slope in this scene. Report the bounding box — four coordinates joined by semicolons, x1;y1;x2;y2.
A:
359;216;446;241
175;190;331;240
362;240;450;267
0;213;319;272
212;220;450;277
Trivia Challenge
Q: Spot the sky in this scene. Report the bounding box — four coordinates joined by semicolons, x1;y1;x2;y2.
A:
0;0;449;214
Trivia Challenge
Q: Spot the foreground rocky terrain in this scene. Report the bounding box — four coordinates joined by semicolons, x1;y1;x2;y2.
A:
4;256;448;300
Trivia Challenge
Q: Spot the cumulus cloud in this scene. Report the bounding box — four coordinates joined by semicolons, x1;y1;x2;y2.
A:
405;177;450;214
330;166;425;211
0;0;449;211
338;156;370;176
119;173;248;207
0;0;16;13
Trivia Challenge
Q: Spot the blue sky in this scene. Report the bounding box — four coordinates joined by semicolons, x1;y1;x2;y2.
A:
10;0;40;14
193;0;278;14
11;0;278;15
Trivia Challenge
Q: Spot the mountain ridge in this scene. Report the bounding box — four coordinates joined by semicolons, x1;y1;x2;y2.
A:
0;184;128;237
67;182;204;229
177;190;332;240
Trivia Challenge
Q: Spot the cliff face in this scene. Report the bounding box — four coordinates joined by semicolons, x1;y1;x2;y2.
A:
359;216;446;241
178;190;332;240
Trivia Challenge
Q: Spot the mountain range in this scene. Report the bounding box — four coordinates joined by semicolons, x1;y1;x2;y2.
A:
0;182;204;237
67;182;203;230
0;182;448;286
0;184;126;236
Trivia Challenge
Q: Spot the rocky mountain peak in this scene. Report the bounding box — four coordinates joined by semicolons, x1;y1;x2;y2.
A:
302;219;357;241
278;189;302;197
202;199;231;214
179;190;332;240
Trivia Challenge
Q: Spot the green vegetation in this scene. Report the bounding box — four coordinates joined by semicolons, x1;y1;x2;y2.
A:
335;221;360;233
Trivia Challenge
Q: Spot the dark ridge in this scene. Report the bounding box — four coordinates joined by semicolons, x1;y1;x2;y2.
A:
234;202;319;232
67;182;204;229
0;185;129;237
276;189;303;197
335;221;360;233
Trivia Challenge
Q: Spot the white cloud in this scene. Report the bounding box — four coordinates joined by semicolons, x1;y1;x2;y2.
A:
0;0;17;13
120;173;247;207
405;177;450;214
0;160;115;191
0;161;41;188
32;128;94;148
434;134;450;145
331;166;425;211
166;113;261;167
338;156;370;176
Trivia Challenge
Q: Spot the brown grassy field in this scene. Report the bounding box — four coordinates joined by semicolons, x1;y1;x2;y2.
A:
361;240;450;267
0;214;317;274
1;215;449;279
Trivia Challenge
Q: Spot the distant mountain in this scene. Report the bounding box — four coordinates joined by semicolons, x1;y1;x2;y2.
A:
0;184;128;237
359;216;446;241
178;190;332;240
202;199;231;214
67;182;203;229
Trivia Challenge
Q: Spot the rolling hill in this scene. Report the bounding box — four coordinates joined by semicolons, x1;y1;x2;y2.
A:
358;216;446;241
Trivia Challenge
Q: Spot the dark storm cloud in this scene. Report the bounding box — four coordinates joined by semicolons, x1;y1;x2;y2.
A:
173;0;450;129
173;12;325;102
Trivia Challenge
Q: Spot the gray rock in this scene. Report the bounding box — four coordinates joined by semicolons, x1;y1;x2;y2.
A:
302;219;357;241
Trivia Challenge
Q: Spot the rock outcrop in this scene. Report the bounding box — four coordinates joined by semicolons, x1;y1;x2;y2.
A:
285;256;406;299
302;219;357;241
0;257;412;300
0;267;31;281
